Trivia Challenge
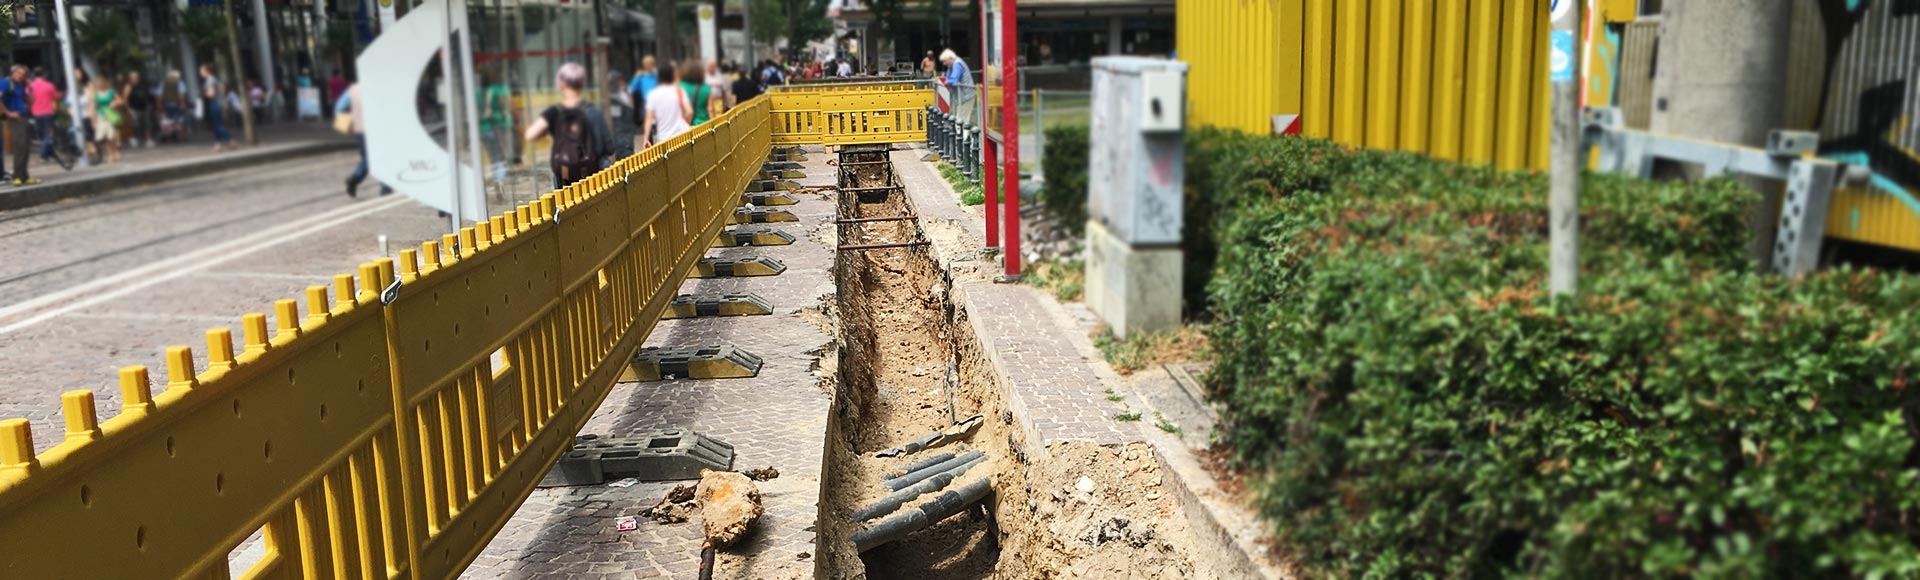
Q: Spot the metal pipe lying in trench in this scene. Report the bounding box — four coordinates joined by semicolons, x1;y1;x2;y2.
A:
851;477;994;553
882;452;959;480
883;450;985;491
851;454;989;522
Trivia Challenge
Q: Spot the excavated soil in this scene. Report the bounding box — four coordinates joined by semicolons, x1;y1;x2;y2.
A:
814;151;1211;579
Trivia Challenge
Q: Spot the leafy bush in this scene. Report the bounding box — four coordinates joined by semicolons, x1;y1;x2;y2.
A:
1040;124;1091;235
1202;136;1920;577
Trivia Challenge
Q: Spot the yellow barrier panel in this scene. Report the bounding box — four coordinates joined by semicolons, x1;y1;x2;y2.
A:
768;83;934;146
1180;0;1549;172
0;97;774;580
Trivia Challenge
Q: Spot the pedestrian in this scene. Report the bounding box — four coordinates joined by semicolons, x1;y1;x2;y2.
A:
247;79;266;112
0;65;33;185
940;49;972;123
605;71;637;162
337;82;390;198
28;68;59;163
837;58;853;78
731;61;761;103
199;64;233;151
706;59;733;112
74;68;94;160
629;54;658;106
521;62;612;189
326;70;347;112
477;68;513;186
90;76;121;163
124;71;154;147
159;70;187;142
678;58;719;127
642;62;690;150
920;52;936;78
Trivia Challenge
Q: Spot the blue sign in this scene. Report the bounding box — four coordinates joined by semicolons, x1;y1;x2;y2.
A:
1549;30;1575;83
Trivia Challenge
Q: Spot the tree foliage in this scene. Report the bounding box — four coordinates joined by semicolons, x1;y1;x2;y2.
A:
74;10;148;74
752;0;833;55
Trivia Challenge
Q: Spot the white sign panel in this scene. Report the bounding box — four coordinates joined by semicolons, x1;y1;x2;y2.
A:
698;4;718;63
358;0;485;223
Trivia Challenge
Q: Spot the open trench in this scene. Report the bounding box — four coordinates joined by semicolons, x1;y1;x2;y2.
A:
813;148;1206;579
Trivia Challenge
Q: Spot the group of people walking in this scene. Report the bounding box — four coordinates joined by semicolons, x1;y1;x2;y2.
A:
522;56;788;190
0;63;241;186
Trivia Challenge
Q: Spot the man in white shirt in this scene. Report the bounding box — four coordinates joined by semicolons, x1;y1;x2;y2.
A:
642;62;691;148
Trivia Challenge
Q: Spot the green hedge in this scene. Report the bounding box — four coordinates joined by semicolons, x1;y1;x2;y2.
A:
1201;135;1920;577
1040;124;1091;235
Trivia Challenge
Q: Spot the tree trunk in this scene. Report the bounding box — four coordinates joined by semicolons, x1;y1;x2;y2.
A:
654;0;678;61
784;0;797;60
222;0;255;145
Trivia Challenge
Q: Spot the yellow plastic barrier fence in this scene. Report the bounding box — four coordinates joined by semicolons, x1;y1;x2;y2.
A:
0;97;774;580
769;82;935;146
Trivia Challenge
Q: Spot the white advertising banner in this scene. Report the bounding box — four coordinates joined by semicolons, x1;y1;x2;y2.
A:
358;0;485;223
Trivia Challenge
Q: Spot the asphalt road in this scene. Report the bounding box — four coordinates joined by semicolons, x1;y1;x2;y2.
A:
0;151;450;452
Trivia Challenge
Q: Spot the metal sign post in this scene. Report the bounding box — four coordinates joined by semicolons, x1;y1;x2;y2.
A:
1548;0;1581;296
52;0;86;168
999;0;1019;278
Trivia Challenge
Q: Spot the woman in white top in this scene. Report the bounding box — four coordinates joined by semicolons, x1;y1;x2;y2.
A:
641;63;691;149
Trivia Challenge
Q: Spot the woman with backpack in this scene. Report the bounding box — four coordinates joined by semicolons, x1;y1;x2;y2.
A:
522;62;612;189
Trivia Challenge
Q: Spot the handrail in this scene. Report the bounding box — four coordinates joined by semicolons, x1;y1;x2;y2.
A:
0;96;774;580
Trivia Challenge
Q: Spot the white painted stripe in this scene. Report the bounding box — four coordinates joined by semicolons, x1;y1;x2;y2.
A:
0;196;409;335
65;311;239;324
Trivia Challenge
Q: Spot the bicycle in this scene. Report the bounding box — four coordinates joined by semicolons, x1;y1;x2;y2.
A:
26;111;86;171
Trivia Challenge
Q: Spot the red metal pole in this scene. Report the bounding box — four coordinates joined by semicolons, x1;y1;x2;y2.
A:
1000;0;1020;277
983;132;999;247
978;0;998;248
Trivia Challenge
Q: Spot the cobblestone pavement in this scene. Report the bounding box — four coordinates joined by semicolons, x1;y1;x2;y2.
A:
0;151;449;452
462;147;840;580
2;124;345;192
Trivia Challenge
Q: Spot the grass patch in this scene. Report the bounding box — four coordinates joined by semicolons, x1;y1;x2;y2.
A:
1153;414;1181;434
1092;324;1210;375
936;162;987;206
1113;412;1142;422
1026;258;1085;301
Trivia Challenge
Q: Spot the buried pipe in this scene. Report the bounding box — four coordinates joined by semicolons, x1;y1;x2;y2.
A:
875;414;985;458
852;454;989;522
852;477;995;553
883;450;985;491
883;452;959;480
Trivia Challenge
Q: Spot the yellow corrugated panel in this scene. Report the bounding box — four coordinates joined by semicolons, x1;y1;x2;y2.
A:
1429;0;1470;161
1461;0;1502;164
1278;0;1304;124
1494;0;1538;170
1366;0;1401;149
1303;0;1335;138
1825;187;1920;252
1176;0;1547;172
1333;0;1370;143
1399;0;1434;153
1528;8;1550;171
